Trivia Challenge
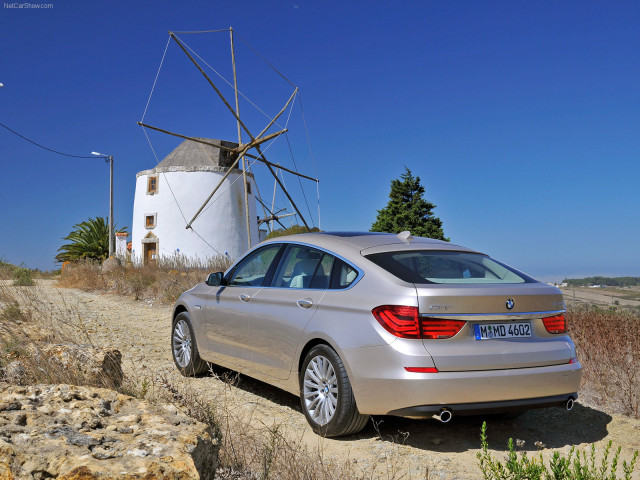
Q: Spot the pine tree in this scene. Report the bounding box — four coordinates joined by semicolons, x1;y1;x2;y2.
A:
371;168;448;241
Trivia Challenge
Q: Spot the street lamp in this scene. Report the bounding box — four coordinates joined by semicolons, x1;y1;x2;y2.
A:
92;151;114;257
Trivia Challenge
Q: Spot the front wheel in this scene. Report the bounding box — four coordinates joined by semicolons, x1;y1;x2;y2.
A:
300;344;369;437
172;312;208;376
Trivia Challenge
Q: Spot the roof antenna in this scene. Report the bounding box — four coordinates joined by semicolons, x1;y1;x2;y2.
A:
397;231;413;243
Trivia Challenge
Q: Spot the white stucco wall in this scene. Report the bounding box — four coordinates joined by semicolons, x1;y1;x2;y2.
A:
131;170;258;264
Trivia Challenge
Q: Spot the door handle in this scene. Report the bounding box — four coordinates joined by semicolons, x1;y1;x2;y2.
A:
239;294;251;302
297;299;313;309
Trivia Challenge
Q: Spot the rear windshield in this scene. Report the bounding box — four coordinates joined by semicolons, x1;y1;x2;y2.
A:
365;250;535;284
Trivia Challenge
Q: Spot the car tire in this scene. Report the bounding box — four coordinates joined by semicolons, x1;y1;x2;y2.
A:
172;312;208;376
299;344;369;437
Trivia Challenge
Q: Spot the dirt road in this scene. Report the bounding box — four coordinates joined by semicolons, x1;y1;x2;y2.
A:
27;280;640;479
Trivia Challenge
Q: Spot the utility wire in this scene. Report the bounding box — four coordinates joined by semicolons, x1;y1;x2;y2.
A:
0;121;97;159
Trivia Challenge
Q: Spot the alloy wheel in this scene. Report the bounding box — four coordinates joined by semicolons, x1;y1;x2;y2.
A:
173;319;192;368
303;355;338;426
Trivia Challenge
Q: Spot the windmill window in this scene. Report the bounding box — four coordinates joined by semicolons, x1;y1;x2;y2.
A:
147;176;158;194
145;213;157;229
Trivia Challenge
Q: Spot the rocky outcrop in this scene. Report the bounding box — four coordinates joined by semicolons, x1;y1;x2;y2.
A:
0;383;219;479
101;257;122;274
36;344;123;389
1;343;123;390
0;306;122;389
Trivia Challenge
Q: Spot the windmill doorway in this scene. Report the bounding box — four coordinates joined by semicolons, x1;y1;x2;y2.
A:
143;243;157;266
141;232;159;266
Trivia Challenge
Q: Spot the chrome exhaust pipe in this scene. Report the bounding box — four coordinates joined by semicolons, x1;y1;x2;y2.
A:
436;408;453;423
565;397;575;411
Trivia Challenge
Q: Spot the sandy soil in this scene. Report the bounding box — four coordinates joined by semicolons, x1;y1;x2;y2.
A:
22;280;640;479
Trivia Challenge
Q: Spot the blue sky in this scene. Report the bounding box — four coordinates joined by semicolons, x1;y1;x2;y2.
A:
1;1;638;281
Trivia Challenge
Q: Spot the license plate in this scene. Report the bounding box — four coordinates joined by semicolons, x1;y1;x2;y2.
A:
474;322;531;340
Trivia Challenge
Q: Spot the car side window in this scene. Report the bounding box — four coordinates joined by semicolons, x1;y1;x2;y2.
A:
228;244;282;287
272;245;329;289
330;258;359;289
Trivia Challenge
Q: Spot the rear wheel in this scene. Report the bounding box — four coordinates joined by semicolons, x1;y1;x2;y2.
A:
172;312;208;376
300;344;369;437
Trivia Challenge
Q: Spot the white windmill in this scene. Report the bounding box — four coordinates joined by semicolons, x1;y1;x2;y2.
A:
131;28;318;265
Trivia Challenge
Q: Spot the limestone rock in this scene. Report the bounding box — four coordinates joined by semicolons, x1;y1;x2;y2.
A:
1;343;123;390
0;383;219;479
36;344;123;389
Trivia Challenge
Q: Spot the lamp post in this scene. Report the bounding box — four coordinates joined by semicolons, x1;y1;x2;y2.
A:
92;151;114;257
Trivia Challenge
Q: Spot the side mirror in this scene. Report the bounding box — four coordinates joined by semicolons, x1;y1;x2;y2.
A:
206;272;224;287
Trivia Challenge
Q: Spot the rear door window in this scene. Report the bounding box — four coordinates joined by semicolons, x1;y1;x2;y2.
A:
272;245;330;289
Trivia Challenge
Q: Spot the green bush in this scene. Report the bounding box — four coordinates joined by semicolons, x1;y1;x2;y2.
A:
477;422;638;480
12;268;34;286
265;225;320;240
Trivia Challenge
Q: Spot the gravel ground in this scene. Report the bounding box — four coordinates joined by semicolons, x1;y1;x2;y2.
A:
20;280;640;479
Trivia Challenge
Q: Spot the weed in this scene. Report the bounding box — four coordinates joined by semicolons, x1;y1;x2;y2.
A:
477;422;638;480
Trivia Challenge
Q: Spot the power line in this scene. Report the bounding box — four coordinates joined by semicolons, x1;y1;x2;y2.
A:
0;121;97;159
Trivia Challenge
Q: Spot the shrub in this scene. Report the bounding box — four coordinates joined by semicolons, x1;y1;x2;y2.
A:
56;259;104;291
12;268;34;286
568;308;640;417
265;225;321;240
477;422;638;480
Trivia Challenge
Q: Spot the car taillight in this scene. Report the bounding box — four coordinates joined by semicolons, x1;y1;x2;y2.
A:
372;305;466;339
372;305;421;338
420;318;466;339
543;314;566;334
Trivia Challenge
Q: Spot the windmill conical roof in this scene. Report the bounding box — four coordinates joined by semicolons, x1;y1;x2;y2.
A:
137;138;241;176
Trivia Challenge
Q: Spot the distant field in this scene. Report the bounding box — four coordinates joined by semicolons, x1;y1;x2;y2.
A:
560;285;640;309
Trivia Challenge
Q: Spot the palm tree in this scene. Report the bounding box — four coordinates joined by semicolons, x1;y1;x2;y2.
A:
55;217;128;264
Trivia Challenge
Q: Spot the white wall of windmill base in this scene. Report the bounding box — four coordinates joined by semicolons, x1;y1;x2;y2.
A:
131;170;259;265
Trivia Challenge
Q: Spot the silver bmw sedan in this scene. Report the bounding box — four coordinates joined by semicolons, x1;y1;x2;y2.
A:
171;232;582;437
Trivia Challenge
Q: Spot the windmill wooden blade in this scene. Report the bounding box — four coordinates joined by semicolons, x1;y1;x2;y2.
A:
184;144;250;230
255;87;298;141
243;152;318;182
169;32;258;144
254;144;310;230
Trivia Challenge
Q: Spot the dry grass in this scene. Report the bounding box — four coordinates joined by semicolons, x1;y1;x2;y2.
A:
127;368;402;480
567;307;640;418
57;255;232;303
0;282;121;389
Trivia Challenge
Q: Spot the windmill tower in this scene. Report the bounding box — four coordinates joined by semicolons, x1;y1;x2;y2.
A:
131;138;260;265
134;28;318;265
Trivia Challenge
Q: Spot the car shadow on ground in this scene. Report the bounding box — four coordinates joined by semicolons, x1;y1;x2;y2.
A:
203;364;302;411
348;404;612;453
202;365;612;453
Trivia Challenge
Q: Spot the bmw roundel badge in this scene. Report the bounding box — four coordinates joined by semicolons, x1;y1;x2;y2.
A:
506;298;515;310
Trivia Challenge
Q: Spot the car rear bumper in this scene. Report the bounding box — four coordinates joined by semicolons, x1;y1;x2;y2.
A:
387;393;578;418
341;343;583;416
